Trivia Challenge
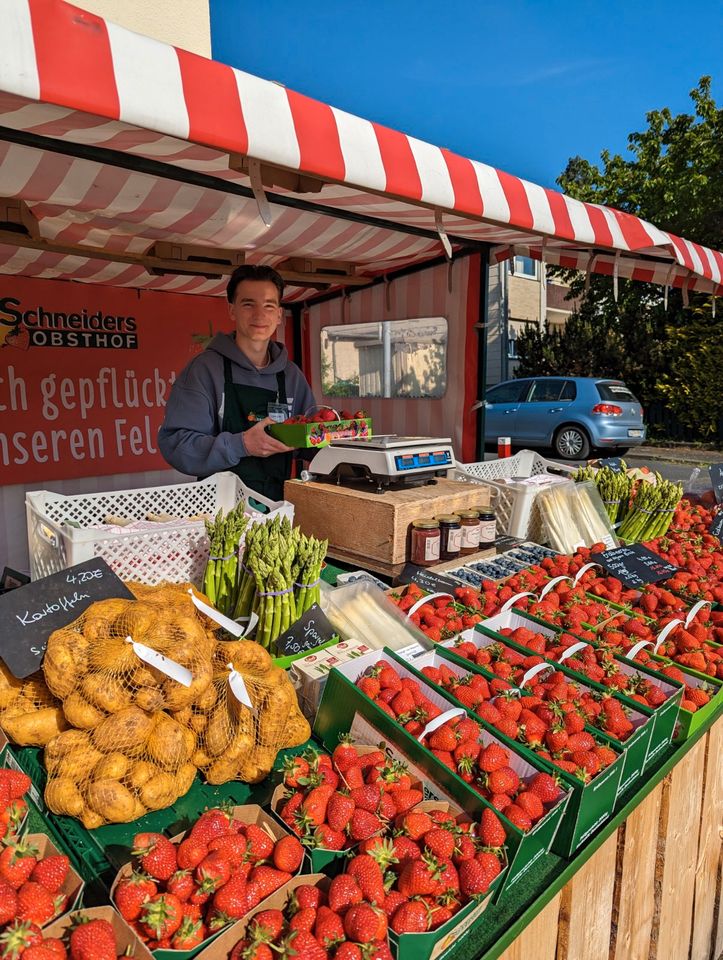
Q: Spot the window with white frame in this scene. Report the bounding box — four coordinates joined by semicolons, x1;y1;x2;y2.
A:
513;256;538;278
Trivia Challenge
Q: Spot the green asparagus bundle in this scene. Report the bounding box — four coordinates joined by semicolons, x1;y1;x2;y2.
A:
617;475;683;542
572;463;632;524
202;500;248;614
232;515;328;648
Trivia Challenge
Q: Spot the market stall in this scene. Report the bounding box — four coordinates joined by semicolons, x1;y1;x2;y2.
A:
0;3;722;960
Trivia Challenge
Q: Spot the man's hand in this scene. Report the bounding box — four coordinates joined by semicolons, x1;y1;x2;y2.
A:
242;417;294;458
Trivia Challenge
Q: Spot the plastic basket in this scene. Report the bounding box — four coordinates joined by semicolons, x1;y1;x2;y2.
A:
452;450;575;541
26;472;294;585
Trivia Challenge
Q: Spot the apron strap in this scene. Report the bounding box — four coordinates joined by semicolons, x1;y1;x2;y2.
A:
223;356;233;386
276;369;287;405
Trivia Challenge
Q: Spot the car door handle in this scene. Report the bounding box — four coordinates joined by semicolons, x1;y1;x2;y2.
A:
548;407;563;413
503;409;516;414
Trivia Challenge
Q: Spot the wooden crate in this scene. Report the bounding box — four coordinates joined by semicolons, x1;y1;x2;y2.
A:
284;478;491;579
496;717;723;960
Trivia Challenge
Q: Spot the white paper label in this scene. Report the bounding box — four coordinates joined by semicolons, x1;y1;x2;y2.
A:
479;519;497;543
424;537;441;562
227;663;254;709
447;528;463;552
126;636;192;687
461;525;481;550
188;589;258;638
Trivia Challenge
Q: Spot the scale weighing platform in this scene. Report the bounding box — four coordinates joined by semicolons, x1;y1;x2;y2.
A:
302;435;455;491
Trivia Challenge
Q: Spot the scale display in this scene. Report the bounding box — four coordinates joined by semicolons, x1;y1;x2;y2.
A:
394;450;452;471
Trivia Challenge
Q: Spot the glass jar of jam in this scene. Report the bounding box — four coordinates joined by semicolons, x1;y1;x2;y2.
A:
410;519;441;566
479;511;497;544
438;515;462;561
458;510;481;555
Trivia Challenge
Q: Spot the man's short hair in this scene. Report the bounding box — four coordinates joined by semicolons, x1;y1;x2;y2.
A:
227;265;284;304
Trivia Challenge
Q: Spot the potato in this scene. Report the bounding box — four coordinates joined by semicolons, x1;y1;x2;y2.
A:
80;807;106;830
87;779;137;823
43;630;88;698
146;715;194;769
237;746;275;784
0;663;24;708
229;642;273;677
204;705;232;758
139;772;178;811
91;707;155;756
94;752;130;781
45;729;92;761
192;747;212;768
63;693;105;730
134;687;166;713
257;682;295;745
205;756;241;785
194;682;218;712
80;599;126;641
126;760;159;792
281;709;312;749
2;707;67;746
176;762;197;796
163;659;213;712
81;674;131;714
54;744;103;781
45;778;84;817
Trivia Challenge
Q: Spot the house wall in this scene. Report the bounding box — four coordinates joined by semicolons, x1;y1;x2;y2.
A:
71;0;212;56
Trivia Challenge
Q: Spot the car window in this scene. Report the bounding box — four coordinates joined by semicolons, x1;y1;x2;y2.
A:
486;380;529;403
560;380;577;401
527;379;566;402
597;382;638;402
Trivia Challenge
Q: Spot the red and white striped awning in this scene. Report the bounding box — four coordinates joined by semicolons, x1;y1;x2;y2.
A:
0;0;721;299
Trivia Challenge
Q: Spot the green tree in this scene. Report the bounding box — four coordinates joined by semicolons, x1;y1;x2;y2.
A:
517;77;723;438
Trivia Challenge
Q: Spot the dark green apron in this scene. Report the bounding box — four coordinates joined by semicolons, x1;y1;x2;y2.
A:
221;356;292;502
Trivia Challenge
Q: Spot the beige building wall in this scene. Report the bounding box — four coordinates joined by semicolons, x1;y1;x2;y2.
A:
71;0;211;56
508;274;541;323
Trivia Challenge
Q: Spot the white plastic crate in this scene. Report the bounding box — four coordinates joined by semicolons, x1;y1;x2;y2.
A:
452;450;575;541
26;472;294;586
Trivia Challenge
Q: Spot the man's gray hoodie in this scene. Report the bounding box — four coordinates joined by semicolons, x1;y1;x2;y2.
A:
158;332;315;477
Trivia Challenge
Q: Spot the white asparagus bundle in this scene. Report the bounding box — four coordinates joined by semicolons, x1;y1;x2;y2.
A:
537;480;614;552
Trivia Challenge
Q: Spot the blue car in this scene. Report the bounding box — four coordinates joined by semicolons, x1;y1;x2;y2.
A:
484;377;646;459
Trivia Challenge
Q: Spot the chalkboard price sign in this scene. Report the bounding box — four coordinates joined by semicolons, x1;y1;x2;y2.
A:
0;558;133;678
398;564;460;595
710;463;723;505
590;544;679;590
274;603;337;658
710;509;723;544
597;457;624;473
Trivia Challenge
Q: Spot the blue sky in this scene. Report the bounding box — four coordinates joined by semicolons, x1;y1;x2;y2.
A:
209;0;721;190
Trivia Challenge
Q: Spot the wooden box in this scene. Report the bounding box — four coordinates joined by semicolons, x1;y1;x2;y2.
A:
283;478;491;578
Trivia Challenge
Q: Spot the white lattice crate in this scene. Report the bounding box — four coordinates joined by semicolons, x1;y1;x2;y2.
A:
26;472;294;586
452;450;575;541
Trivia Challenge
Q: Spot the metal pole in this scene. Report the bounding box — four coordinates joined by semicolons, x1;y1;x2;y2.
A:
382;321;392;398
476;247;491;460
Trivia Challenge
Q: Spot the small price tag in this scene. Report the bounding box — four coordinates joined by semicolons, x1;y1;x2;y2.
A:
598;457;624;472
398;564;460;595
227;663;254;710
274;603;337;658
126;636;192;687
710;509;723;543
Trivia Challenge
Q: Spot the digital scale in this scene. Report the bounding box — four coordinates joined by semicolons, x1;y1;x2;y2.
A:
301;436;455;492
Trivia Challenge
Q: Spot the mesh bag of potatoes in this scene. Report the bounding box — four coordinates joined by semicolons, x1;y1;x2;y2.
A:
187;639;311;786
0;665;68;747
41;595;215;827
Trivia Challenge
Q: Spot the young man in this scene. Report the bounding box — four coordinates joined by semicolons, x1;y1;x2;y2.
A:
158;265;315;500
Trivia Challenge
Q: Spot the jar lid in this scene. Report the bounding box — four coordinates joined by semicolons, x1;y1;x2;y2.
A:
412;518;439;529
437;514;461;523
458;510;480;519
479;512;496;520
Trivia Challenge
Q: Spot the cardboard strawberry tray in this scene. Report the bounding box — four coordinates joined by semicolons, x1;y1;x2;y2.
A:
268;415;372;449
111;805;301;960
312;647;570;900
44;906;154;960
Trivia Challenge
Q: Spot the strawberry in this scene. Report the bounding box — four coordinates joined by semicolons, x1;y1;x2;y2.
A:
176;837;209;871
293;886;324;911
289;906;317;934
29;856;69;895
248;908;285;940
477;743;509;773
15;882;58;926
487;767;520;795
301;786;335;827
391;900;430;933
389;789;423;816
566;732;596;753
346;855;385;904
272;836;303;873
188;809;234;845
194;851;231;892
350;785;382;814
0;878;18;925
381;890;408;919
314;905;344;947
326;792;356;832
171;917;206;950
422;828;455;861
464;851;502;894
515;791;545;822
68;917;117;960
244;824;276;863
348;809;382;842
328;875;363;914
282;755;310;789
207;835;247;867
343;904;387;944
397;854;443;897
0;771;31;801
132;834;177;883
311;825;346;850
211;873;249;920
20;947;60;960
504;805;533;832
247;866;291;901
139;893;184;940
278;931;327;960
528;772;562;804
0;841;39;890
230;942;273;960
114;871;157;921
332;736;361;773
391;836;422;870
395;810;432;841
479;808;506;848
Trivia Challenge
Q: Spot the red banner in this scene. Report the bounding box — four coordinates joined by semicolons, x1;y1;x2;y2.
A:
0;277;231;484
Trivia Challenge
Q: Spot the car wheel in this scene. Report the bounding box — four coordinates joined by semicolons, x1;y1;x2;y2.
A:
554;425;590;460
